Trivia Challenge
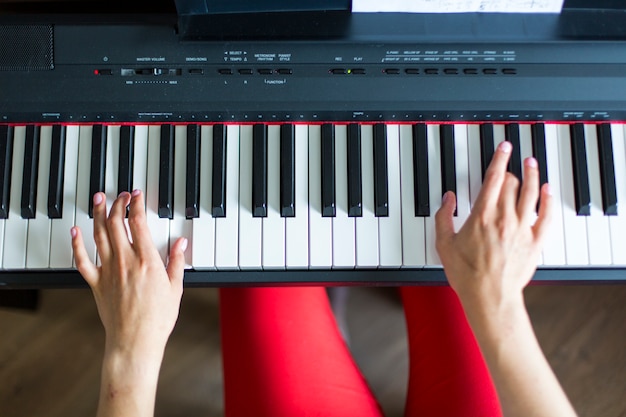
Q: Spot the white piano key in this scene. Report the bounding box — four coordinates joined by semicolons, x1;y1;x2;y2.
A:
493;123;506;147
453;124;471;231
585;124;613;265
609;124;626;265
50;125;79;268
541;124;566;266
308;124;332;268
379;124;402;267
332;124;355;268
519;124;535;176
215;125;240;270
356;124;379;268
238;125;262;269
467;124;482;208
105;125;120;206
262;125;286;269
192;125;216;270
126;125;148;244
400;124;425;267
425;124;442;266
26;125;52;269
146;125;170;263
132;125;149;199
557;124;589;265
170;125;193;268
3;126;28;269
285;124;309;268
73;126;96;265
583;124;612;265
519;123;543;265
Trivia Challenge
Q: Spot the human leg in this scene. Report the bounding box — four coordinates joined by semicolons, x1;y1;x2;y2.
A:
220;287;383;417
400;286;502;417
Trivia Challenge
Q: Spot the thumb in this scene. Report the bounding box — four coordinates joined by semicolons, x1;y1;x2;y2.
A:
435;191;457;247
166;237;187;286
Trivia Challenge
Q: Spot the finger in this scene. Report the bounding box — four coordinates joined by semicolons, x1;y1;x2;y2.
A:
517;157;540;223
107;192;132;254
435;191;457;251
473;141;513;213
92;192;112;259
497;173;519;216
166;237;188;288
127;189;155;255
71;226;99;287
532;183;554;246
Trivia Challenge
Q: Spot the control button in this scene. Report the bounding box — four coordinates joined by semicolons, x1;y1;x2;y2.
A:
383;68;400;74
483;68;497;75
277;68;293;75
330;68;347;75
238;68;253;75
218;68;234;75
189;68;204;75
258;68;274;75
349;68;366;75
424;68;439;75
405;68;419;75
502;68;517;75
463;68;478;75
95;69;113;75
444;68;459;75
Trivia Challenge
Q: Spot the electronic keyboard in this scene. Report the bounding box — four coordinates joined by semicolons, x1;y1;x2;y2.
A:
1;10;626;287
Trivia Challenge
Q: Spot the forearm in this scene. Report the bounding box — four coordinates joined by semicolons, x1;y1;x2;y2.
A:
96;347;164;417
463;294;577;417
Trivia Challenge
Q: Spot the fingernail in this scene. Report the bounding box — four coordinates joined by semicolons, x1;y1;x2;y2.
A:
500;141;512;153
526;157;538;168
70;227;77;238
132;189;141;197
544;183;552;196
93;193;103;205
118;191;129;199
180;238;188;252
442;192;449;204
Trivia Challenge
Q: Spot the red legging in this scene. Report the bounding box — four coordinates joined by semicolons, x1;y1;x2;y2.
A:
220;286;502;417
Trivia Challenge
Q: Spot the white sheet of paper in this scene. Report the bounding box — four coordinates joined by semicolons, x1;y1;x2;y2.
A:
353;0;564;13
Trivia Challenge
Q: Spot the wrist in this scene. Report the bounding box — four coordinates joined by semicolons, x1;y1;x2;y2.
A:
459;288;528;339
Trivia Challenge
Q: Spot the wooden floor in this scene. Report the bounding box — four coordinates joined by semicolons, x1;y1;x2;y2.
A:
1;284;625;417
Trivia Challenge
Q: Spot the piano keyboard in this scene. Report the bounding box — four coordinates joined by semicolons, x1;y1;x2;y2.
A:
1;121;626;274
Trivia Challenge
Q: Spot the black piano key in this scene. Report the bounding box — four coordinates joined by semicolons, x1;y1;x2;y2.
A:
280;124;296;217
570;123;591;216
531;123;549;187
212;124;227;217
158;124;175;219
506;123;523;182
347;123;362;217
252;124;268;217
596;123;618;215
117;125;134;194
321;123;336;217
373;123;389;217
185;124;201;219
21;125;40;219
479;123;495;181
412;123;430;217
47;125;66;219
0;125;14;219
440;124;457;216
89;125;107;218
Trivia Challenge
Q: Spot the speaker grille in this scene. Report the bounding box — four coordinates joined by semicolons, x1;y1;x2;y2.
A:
0;25;54;71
